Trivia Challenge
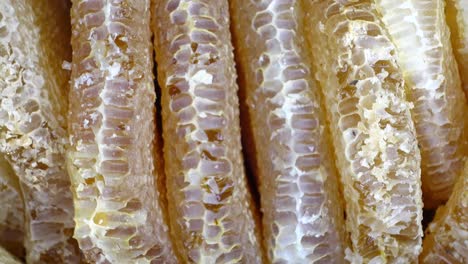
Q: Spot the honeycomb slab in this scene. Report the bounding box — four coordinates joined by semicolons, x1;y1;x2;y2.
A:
376;0;468;209
68;0;176;262
230;0;347;262
153;0;263;262
304;0;424;262
0;1;79;262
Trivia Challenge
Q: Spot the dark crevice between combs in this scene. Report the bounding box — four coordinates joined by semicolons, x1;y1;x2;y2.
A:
228;10;267;260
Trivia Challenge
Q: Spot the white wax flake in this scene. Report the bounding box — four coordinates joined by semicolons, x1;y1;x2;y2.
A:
108;62;121;78
364;45;393;65
199;112;207;118
81;169;94;179
190;70;213;86
345;248;363;264
62;61;72;71
319;22;325;33
83;119;90;128
90;112;99;122
206;177;219;193
355;24;368;35
425;76;443;91
258;55;265;65
376;70;389;81
360;159;370;168
76;73;94;86
399;141;412;154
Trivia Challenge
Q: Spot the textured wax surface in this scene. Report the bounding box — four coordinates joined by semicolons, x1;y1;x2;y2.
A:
446;0;468;98
152;0;262;262
0;246;21;264
0;0;80;263
230;0;347;262
67;0;176;263
0;155;24;258
421;160;468;263
375;0;468;209
304;1;423;262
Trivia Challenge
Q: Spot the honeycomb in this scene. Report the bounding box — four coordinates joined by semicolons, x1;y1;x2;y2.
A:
1;0;464;263
0;154;24;258
375;0;468;209
0;0;79;262
421;160;468;263
152;0;263;262
446;0;468;98
67;0;176;263
0;246;21;264
230;0;347;262
303;0;424;262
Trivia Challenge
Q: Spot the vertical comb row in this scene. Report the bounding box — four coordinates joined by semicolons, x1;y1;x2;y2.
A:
230;0;347;262
0;155;24;258
152;0;262;262
421;160;468;263
68;0;176;263
0;0;79;263
446;0;468;97
375;0;468;208
303;0;423;262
